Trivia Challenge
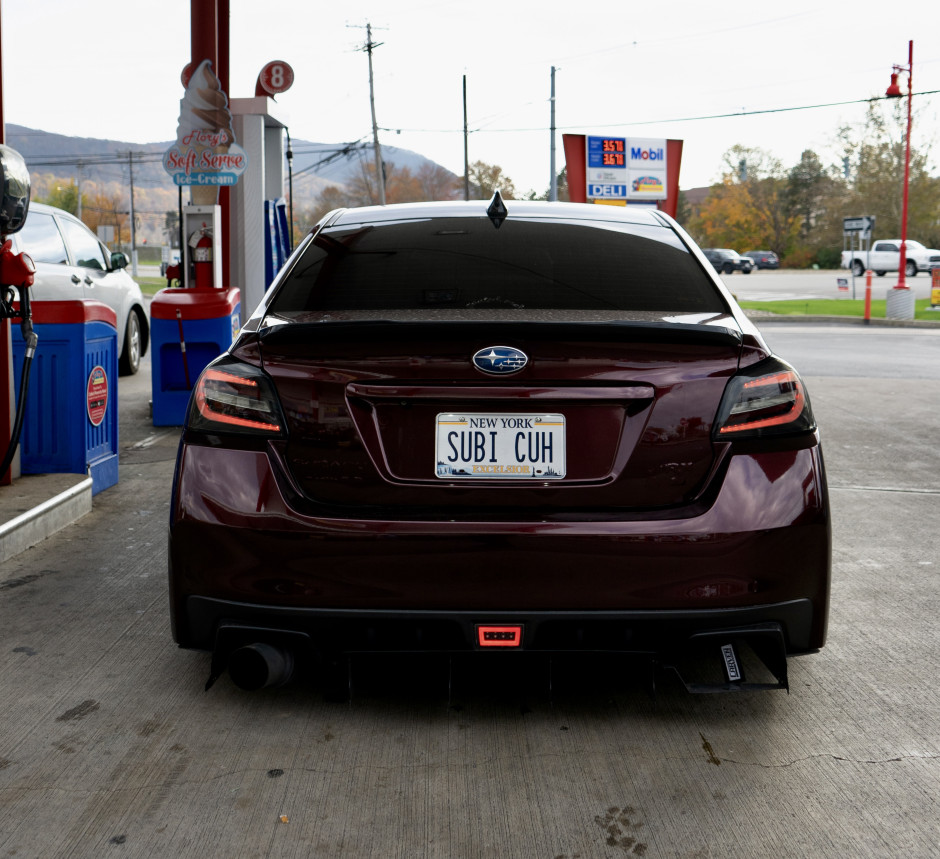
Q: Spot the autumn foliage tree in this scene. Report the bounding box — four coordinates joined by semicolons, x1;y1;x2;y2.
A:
689;146;801;258
305;159;462;230
467;161;516;200
82;193;128;246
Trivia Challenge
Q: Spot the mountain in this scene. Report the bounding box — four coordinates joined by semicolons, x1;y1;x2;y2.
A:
4;124;457;245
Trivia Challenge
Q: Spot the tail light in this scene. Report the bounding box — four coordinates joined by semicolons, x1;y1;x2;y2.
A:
714;358;815;439
187;357;285;436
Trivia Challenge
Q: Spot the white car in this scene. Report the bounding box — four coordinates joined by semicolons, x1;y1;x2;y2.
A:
9;202;149;375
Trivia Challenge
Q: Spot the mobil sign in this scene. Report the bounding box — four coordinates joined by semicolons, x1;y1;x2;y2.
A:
626;138;667;200
627;140;665;166
585;135;667;201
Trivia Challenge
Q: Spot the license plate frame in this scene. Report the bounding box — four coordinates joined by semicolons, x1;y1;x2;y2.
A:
435;413;566;479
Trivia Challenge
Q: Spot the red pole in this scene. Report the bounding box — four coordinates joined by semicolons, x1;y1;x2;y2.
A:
217;0;230;289
191;0;217;73
895;40;913;291
864;269;872;324
1;0;13;484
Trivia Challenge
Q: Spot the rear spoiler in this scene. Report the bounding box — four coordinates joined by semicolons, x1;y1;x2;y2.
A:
259;319;744;350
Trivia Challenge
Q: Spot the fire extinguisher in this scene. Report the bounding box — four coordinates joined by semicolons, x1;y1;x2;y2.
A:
189;227;214;288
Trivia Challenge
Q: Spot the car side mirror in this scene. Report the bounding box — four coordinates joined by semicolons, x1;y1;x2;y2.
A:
0;145;31;237
110;251;129;270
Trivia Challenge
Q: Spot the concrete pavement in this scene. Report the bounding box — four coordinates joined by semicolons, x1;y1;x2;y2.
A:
0;323;939;857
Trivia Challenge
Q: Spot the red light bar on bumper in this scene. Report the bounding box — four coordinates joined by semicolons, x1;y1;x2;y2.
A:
477;625;523;647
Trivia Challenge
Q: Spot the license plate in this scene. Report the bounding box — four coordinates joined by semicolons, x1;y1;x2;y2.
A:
435;413;566;479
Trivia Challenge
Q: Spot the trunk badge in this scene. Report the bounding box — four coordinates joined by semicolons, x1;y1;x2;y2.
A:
472;346;528;375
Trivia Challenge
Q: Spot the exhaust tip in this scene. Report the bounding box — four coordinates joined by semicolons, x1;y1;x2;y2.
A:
228;643;294;691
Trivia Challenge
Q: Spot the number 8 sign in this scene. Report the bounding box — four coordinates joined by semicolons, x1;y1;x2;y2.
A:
256;61;295;97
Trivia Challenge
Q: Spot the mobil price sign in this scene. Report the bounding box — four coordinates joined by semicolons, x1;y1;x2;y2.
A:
626;138;667;200
586;136;667;201
587;136;628;199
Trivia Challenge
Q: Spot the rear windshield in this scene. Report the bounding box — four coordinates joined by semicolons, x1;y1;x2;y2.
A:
267;215;725;319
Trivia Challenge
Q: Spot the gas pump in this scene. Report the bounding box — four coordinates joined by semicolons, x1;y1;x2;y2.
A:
0;145;36;480
181;204;222;289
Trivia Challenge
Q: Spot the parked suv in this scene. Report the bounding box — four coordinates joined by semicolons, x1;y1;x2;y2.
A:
702;248;753;274
9;202;149;375
744;250;779;270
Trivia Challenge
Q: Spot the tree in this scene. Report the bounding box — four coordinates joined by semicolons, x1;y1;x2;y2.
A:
38;180;88;217
306;185;353;229
840;100;940;247
467;161;516;200
689;146;800;260
526;167;569;202
416;163;460;201
787;150;838;239
343;159;425;207
82;192;128;248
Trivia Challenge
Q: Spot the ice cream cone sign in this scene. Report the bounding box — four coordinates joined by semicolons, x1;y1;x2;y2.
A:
163;59;249;204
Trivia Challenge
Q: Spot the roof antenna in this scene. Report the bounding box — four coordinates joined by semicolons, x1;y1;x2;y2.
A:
486;190;508;229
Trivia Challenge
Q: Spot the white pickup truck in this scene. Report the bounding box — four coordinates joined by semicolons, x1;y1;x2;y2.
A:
842;240;940;278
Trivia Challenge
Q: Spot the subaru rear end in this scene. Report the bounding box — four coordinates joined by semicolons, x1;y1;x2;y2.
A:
168;200;830;693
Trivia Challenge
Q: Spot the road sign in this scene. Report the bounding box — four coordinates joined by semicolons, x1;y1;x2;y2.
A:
843;216;875;238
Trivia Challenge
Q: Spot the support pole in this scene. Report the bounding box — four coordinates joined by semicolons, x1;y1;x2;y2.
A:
366;23;385;206
463;75;469;202
894;40;913;292
549;66;557;202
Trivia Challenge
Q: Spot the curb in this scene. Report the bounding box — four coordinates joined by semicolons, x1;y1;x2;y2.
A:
745;312;940;329
0;475;92;565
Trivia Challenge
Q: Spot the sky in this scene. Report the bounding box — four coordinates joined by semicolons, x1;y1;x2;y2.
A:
2;0;938;197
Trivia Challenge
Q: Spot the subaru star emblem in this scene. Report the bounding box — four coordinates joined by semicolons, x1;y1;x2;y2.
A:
472;346;528;375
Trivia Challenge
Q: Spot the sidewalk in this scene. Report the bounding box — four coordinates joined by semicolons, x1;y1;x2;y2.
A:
0;470;92;564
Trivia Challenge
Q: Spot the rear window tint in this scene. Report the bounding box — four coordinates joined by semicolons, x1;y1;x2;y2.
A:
268;216;725;317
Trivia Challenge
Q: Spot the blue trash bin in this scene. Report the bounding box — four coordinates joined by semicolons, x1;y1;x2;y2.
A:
150;287;241;426
11;300;119;495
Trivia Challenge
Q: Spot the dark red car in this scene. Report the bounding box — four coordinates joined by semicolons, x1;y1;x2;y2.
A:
168;198;830;693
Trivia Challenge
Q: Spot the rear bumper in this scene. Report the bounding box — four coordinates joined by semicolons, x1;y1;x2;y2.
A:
182;595;817;655
169;439;831;653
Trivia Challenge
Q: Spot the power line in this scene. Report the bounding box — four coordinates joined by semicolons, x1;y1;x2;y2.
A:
378;89;940;135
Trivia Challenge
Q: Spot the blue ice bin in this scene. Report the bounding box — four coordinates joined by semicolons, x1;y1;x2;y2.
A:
11;300;119;495
150;287;241;426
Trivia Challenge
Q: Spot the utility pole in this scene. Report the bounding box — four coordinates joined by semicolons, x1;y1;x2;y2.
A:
76;160;83;221
350;23;386;206
119;150;139;278
463;75;470;201
549;66;557;202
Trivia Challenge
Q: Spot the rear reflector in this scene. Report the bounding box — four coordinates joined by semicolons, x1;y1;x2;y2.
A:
477;625;523;648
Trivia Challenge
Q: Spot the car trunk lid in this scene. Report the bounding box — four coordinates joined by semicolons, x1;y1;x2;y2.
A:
254;316;743;516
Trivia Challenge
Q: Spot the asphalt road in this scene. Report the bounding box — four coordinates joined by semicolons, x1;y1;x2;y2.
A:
1;323;938;858
723;267;938;303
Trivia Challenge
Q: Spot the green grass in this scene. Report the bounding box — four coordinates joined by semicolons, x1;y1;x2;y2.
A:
737;298;940;321
137;276;171;296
